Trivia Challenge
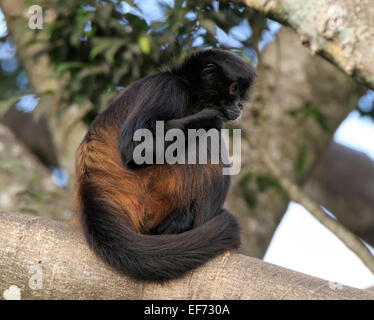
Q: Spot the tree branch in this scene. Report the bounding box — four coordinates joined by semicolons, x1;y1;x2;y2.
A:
259;147;374;275
303;142;374;247
240;0;374;90
0;0;88;180
0;212;373;300
0;124;72;221
229;27;363;259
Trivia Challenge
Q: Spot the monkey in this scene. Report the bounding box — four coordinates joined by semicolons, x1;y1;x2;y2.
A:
75;49;256;281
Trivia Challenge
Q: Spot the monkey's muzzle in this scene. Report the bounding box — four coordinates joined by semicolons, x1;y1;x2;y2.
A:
222;102;243;121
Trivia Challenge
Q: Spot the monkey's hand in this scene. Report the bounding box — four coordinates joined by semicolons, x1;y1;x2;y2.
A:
167;108;223;132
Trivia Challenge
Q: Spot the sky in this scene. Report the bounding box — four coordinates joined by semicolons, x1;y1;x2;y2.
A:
264;109;374;289
1;1;374;289
264;93;374;289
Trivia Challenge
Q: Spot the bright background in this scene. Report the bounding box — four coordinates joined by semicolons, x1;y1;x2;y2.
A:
264;109;374;289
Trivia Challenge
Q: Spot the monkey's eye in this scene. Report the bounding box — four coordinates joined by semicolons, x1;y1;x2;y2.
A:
229;82;239;95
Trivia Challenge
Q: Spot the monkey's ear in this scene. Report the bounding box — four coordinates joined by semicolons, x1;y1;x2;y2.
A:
202;63;217;80
202;63;217;74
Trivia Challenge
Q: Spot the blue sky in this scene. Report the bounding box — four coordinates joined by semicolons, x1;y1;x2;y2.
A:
264;110;374;289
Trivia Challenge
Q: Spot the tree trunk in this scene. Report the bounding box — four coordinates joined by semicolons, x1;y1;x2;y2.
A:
240;0;374;90
0;0;88;183
303;142;374;246
0;124;72;221
1;212;373;300
227;27;363;257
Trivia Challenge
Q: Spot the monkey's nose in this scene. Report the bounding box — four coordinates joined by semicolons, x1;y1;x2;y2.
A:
238;102;243;110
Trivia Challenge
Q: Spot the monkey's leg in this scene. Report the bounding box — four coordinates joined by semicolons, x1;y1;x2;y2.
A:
193;207;235;228
150;206;195;235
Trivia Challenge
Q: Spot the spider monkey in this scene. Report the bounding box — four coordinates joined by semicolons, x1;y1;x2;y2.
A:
75;49;256;281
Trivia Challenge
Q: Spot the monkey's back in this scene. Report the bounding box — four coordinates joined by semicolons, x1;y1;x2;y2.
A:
75;99;227;233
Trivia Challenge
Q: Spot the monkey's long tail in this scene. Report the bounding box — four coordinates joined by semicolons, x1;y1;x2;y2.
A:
79;197;240;282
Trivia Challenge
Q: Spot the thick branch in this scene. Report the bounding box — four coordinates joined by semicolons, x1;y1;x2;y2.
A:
230;27;363;258
241;0;374;90
0;0;88;180
303;142;374;247
260;148;374;275
0;124;72;221
0;212;373;300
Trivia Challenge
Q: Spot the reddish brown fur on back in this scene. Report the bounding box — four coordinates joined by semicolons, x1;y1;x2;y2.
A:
74;105;219;232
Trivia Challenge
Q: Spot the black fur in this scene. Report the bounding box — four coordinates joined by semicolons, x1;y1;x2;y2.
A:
118;49;255;167
78;49;255;281
81;189;240;281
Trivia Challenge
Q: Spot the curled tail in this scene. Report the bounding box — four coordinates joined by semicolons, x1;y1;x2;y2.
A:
79;195;240;281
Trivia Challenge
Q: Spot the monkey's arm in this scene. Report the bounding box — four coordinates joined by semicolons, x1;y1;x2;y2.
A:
119;109;222;167
150;206;195;234
118;78;222;168
166;108;222;132
118;75;189;167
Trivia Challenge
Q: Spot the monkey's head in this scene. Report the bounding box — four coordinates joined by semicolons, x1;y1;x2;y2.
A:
173;49;256;121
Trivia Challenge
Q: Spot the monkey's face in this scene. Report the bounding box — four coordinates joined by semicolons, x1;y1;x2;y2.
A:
180;49;255;120
219;81;246;121
199;64;251;121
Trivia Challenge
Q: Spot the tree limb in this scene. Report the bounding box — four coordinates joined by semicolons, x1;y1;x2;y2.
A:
260;147;374;275
0;212;373;300
0;124;72;221
240;0;374;90
303;142;374;247
229;27;363;259
0;0;88;181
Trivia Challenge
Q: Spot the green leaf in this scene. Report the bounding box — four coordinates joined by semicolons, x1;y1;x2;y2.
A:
238;172;252;187
55;62;86;75
238;172;257;208
296;143;308;176
28;190;46;202
27;173;43;186
76;65;109;81
243;189;257;208
315;113;330;133
89;38;127;61
138;36;151;54
0;98;18;116
288;101;330;134
200;19;216;35
256;175;280;192
105;40;127;63
0;159;25;171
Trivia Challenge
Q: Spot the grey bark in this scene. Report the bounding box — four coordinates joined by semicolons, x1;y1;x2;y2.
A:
241;0;374;90
227;27;364;257
0;0;88;182
303;142;374;246
1;211;373;300
0;124;72;221
1;108;60;168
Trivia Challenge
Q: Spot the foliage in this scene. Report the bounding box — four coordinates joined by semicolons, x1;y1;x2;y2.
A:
238;172;281;209
23;0;268;121
288;100;330;134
